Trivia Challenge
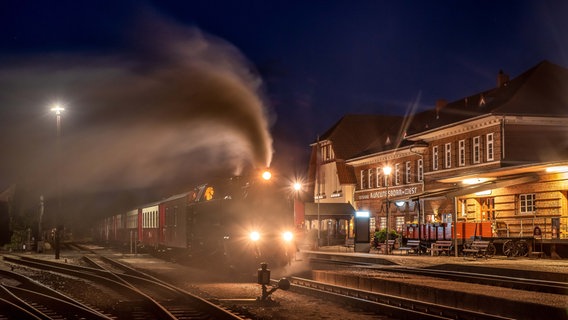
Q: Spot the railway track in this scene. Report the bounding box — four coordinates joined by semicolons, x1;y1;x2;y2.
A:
2;254;248;319
307;257;567;319
0;268;112;319
284;276;513;320
310;257;568;294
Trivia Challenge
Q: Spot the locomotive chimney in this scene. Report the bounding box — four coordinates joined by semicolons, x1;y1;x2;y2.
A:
497;69;509;88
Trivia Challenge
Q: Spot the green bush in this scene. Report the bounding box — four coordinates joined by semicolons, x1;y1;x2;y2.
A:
372;229;399;248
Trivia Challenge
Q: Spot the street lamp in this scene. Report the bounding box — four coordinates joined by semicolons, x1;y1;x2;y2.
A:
262;169;272;181
293;182;301;192
383;166;392;255
51;104;64;260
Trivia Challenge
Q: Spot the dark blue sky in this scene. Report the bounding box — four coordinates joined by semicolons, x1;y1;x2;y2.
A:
1;0;567;199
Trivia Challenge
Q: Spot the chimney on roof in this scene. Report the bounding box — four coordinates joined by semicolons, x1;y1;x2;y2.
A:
497;69;509;88
435;99;447;119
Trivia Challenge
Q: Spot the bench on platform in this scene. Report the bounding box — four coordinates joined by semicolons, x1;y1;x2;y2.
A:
529;251;544;259
343;238;354;251
398;239;421;255
431;240;452;256
462;240;491;259
379;240;395;254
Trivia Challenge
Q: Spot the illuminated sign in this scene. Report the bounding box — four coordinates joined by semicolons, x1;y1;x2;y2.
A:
355;184;423;201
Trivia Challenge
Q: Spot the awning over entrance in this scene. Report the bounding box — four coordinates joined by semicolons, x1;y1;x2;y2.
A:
410;187;459;201
445;174;539;198
304;202;356;220
410;174;539;200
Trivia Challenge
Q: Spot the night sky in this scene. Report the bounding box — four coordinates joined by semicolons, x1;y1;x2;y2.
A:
1;1;567;225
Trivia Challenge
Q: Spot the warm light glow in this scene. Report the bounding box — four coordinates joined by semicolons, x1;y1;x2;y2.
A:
51;105;65;115
383;166;392;175
395;201;406;207
546;166;568;173
475;190;492;196
262;170;272;180
462;177;490;185
282;231;294;242
293;182;301;191
249;231;260;241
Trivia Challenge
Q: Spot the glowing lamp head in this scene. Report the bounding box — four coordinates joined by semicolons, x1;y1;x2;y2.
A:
249;231;260;242
383;166;392;175
293;182;301;191
282;231;294;242
51;105;65;115
262;170;272;181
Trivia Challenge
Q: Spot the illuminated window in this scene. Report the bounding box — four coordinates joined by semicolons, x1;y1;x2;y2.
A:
360;170;367;189
379;217;387;230
417;159;423;182
473;136;480;164
395;163;400;185
375;167;381;187
369;217;376;232
432;146;439;170
320;143;334;162
405;161;411;184
444;143;452;168
395;216;405;232
460;199;466;217
486;133;494;161
458;140;465;166
519;194;536;214
368;168;374;189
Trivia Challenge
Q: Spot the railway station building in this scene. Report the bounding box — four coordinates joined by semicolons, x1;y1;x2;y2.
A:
305;60;568;256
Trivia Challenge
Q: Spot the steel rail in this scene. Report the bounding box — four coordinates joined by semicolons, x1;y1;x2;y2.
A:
0;270;112;320
5;253;246;320
3;255;179;320
287;276;514;320
0;296;44;320
309;257;568;294
384;265;568;294
90;255;247;320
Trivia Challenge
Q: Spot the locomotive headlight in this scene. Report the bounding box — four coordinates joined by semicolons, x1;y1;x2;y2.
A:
249;231;260;242
282;231;294;242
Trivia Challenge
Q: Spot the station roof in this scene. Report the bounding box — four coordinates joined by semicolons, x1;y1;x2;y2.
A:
304;202;356;220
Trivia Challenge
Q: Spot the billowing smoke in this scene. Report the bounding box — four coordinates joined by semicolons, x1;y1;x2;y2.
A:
0;13;274;198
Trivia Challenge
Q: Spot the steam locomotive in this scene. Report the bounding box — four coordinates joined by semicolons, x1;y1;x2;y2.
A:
96;172;295;270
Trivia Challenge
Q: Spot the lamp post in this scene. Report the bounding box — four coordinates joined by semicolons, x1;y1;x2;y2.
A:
292;182;302;228
51;104;64;260
292;182;302;229
383;166;392;255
